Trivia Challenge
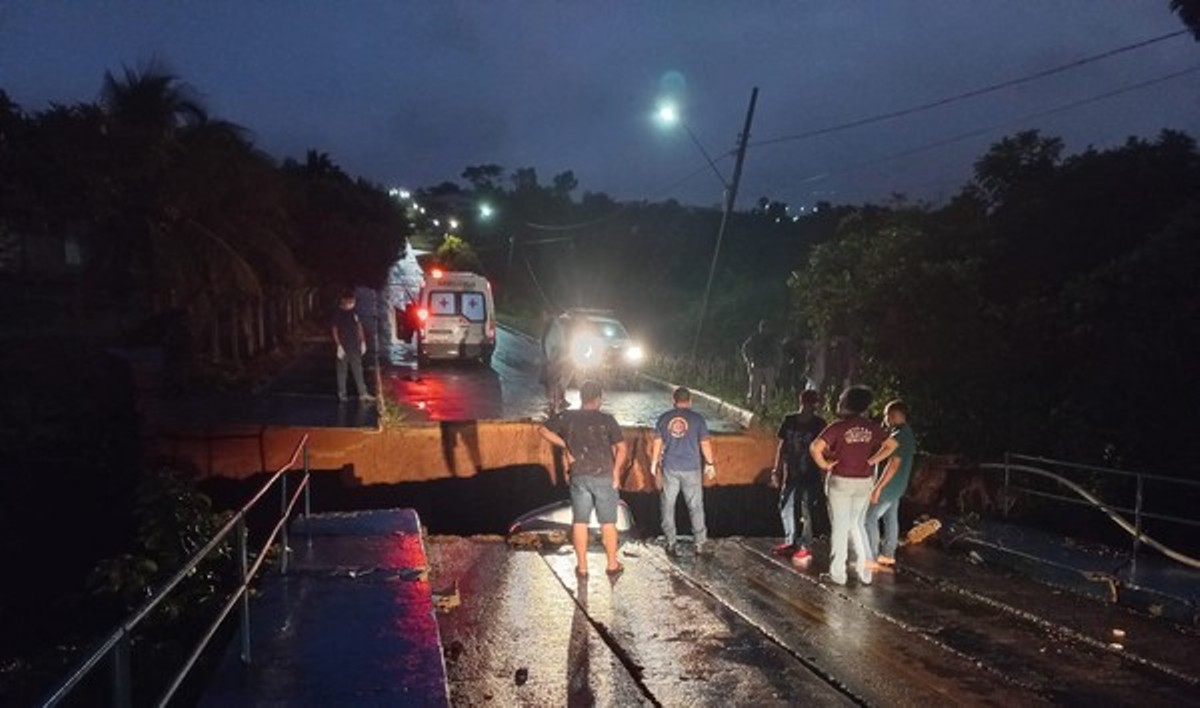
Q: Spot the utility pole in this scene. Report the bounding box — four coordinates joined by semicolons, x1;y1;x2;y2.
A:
504;235;516;307
691;86;758;358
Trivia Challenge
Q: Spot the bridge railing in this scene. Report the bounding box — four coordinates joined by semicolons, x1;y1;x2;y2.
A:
41;434;313;708
981;452;1200;576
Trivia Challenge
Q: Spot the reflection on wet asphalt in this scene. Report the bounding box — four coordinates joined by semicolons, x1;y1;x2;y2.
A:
426;536;1200;706
382;329;743;431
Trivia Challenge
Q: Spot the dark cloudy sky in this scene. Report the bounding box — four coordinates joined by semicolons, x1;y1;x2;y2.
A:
2;2;1197;209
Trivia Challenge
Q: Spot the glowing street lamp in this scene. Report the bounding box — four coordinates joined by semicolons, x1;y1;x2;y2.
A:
448;218;460;231
479;203;495;220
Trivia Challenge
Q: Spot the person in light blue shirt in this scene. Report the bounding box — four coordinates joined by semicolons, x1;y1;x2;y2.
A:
651;387;715;557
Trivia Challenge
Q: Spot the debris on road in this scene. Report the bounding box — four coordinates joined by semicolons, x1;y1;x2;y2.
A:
906;517;942;545
433;580;460;613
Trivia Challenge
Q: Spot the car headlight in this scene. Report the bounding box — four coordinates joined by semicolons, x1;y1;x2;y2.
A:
624;344;645;364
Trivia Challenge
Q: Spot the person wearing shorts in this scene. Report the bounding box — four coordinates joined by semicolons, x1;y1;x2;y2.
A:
540;380;628;577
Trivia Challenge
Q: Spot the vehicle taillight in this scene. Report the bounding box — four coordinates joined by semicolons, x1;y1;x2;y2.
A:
430;268;444;279
417;308;429;322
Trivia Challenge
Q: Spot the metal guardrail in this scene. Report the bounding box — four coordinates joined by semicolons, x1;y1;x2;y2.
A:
41;434;313;708
983;452;1200;576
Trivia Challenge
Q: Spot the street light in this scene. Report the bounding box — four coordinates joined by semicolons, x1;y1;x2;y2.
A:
448;218;459;231
479;203;495;220
655;90;760;357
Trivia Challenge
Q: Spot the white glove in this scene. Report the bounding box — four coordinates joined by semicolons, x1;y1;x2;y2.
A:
336;344;346;360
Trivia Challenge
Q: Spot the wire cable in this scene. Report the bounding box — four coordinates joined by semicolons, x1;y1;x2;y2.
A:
751;29;1190;149
791;64;1200;187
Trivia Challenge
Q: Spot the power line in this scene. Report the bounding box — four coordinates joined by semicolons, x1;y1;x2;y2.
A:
791;64;1200;188
517;29;1190;235
751;28;1190;149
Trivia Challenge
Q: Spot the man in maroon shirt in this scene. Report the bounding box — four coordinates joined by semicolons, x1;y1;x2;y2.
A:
810;385;898;585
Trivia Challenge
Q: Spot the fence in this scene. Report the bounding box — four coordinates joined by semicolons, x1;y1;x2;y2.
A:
982;452;1200;577
41;434;312;708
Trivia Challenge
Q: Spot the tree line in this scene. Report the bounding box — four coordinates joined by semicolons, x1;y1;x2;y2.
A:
0;67;408;377
419;128;1199;478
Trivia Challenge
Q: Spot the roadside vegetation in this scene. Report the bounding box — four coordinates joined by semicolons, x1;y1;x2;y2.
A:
431;129;1199;481
0;67;407;703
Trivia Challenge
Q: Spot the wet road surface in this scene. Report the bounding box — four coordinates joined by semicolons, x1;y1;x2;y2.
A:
382;327;743;431
427;536;1200;706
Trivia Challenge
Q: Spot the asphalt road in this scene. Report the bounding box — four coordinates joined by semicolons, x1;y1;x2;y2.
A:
381;327;743;431
427;536;1200;707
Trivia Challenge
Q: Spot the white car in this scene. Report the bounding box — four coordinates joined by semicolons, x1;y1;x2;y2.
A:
545;309;646;388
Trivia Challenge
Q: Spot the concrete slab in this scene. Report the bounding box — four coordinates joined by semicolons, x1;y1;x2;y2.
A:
199;509;449;708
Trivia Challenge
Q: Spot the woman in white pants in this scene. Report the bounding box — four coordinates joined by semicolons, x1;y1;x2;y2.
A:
810;386;898;586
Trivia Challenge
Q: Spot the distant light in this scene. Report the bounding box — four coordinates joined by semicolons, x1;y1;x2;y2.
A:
419;207;426;214
792;216;800;222
625;344;645;364
479;203;495;220
656;101;680;126
430;268;444;280
432;219;440;227
448;218;459;230
398;189;411;200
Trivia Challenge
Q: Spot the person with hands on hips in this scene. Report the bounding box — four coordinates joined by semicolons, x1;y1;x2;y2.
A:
539;380;628;578
809;385;897;586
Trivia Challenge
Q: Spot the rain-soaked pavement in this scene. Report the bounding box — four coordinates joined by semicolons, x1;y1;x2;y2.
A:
428;535;1200;706
382;327;744;431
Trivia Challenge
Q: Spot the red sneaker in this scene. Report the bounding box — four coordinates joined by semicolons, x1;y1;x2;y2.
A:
773;543;793;556
790;547;812;564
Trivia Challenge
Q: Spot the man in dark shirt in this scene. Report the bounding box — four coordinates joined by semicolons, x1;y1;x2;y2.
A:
651;387;716;556
771;389;826;565
742;320;781;410
331;292;373;402
540;381;628;577
810;385;897;586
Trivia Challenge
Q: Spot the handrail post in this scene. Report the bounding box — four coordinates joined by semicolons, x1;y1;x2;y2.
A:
303;442;312;526
1131;473;1145;579
1002;451;1011;518
237;516;252;664
111;629;132;708
280;470;290;576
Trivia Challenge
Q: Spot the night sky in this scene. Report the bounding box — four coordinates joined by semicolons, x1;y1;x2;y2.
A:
2;2;1196;208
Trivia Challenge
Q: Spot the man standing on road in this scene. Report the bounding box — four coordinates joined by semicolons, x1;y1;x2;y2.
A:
809;385;897;586
742;320;781;410
771;389;827;565
651;387;716;557
865;400;917;570
331;291;374;402
540;310;571;414
539;380;628;577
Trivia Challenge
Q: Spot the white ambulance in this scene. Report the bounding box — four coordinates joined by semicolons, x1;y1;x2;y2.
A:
415;269;497;365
